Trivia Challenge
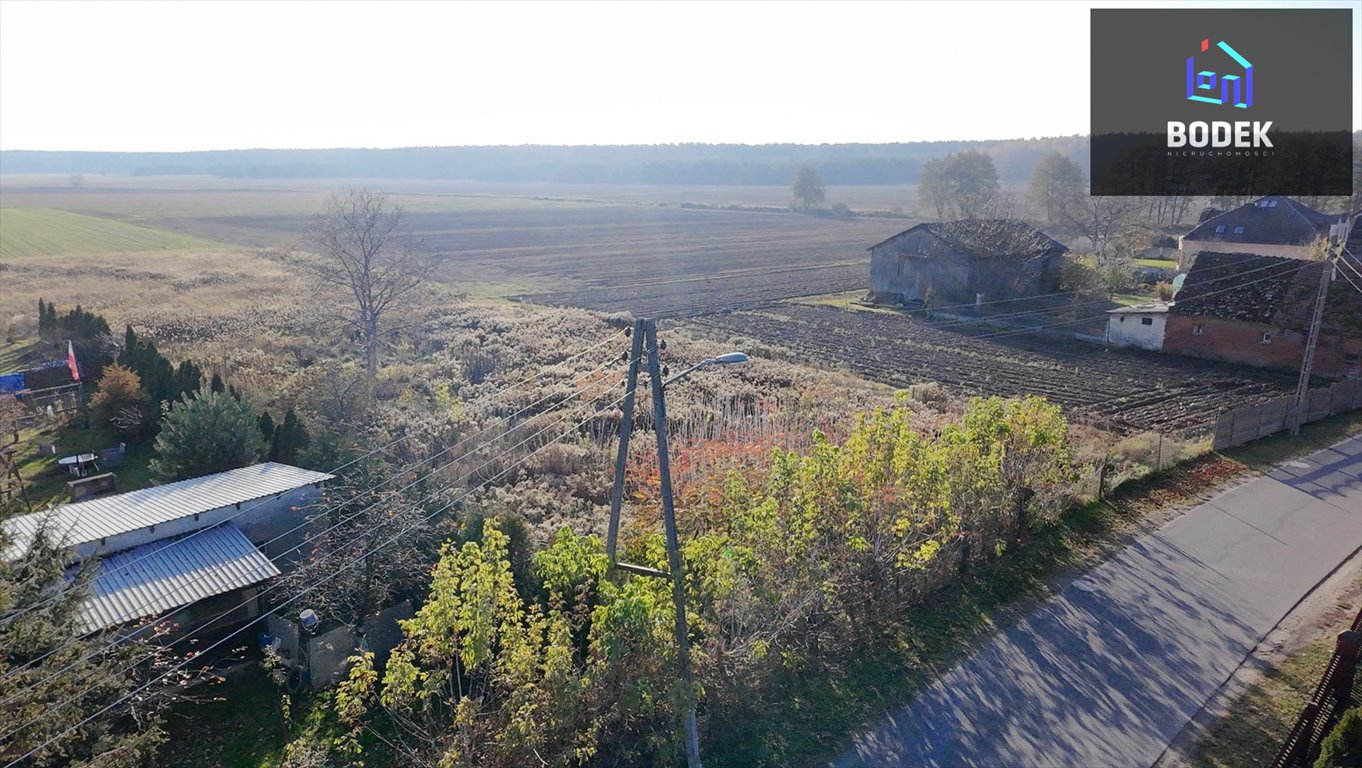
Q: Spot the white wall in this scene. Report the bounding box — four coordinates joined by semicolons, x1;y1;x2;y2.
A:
1106;312;1167;351
75;485;325;560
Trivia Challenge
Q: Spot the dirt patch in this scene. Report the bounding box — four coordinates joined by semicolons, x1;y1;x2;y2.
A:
689;304;1298;433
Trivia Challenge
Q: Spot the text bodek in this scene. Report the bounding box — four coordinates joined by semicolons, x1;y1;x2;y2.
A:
1167;121;1273;148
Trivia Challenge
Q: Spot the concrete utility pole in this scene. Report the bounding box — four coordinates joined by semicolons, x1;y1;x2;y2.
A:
605;318;748;768
1290;226;1348;436
644;319;703;768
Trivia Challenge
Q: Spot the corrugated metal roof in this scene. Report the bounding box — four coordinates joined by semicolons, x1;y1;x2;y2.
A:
4;462;333;555
77;524;280;633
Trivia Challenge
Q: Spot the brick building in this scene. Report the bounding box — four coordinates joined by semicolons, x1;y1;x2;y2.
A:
1163;250;1362;377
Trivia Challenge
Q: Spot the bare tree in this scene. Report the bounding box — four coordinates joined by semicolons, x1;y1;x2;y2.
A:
791;164;826;211
1058;195;1144;264
311;189;435;381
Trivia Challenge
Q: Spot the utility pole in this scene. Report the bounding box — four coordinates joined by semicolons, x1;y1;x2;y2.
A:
644;319;703;768
606;319;644;563
1291;230;1346;436
606;318;741;768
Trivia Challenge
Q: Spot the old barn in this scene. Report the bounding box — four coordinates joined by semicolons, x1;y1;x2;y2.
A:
868;219;1068;306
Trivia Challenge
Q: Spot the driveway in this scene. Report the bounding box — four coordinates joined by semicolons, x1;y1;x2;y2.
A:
837;436;1362;768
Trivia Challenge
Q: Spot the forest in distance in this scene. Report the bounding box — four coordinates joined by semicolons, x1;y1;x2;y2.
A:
0;135;1095;184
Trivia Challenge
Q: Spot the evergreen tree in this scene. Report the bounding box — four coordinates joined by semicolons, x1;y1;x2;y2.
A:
258;411;276;448
210;373;225;394
270;407;309;464
150;389;265;481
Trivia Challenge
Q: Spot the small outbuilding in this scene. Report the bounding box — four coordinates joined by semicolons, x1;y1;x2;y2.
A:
1105;303;1170;351
3;461;334;636
868;219;1068;306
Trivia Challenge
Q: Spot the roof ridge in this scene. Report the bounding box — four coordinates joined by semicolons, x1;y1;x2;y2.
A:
1278;196;1327;231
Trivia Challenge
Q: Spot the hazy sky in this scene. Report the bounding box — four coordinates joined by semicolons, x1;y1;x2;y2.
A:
1;0;1358;152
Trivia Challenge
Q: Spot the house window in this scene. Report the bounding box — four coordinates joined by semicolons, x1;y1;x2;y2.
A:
1267;199;1278;207
1214;225;1226;234
1193;324;1204;335
1140;317;1154;326
1260;332;1272;344
1233;226;1245;235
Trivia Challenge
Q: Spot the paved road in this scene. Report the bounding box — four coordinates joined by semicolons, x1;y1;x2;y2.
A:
838;436;1362;768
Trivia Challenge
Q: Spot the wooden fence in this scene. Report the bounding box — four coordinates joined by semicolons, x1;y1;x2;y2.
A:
1271;607;1362;768
1213;379;1362;451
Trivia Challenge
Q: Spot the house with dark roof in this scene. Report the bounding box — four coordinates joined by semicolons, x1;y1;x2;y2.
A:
1178;195;1343;269
868;220;1068;306
1163;251;1362;377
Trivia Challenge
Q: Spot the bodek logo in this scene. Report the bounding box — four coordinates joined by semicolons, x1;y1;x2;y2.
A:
1168;37;1271;149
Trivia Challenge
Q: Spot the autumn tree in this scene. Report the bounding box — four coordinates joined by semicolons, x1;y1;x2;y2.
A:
791;164;826;211
311;189;435;381
89;363;150;440
150;388;265;481
1027;151;1084;223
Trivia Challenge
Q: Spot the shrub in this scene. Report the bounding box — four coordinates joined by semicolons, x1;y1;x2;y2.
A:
150;388;265;481
1317;706;1362;768
90;364;150;440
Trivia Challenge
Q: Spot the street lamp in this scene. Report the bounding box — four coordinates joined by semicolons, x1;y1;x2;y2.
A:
604;320;748;768
663;352;749;388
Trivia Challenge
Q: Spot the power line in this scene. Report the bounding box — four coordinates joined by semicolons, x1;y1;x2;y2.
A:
851;256;1317;339
3;387;635;768
5;390;625;749
0;328;625;637
962;259;1316;344
0;357;626;715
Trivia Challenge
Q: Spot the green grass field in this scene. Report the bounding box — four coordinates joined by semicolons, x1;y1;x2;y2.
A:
0;207;223;260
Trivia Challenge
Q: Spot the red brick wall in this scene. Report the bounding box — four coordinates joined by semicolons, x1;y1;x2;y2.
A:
1164;314;1362;377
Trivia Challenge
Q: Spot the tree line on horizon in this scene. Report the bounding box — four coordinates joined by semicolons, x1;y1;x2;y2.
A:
1;137;1092;185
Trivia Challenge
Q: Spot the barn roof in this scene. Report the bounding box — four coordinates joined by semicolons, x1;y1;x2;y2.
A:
3;462;333;559
1170;251;1362;336
869;219;1068;258
75;524;279;633
1182;195;1340;247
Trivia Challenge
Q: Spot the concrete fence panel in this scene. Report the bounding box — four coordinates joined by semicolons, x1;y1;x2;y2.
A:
1257;398;1289;439
1212;379;1362;451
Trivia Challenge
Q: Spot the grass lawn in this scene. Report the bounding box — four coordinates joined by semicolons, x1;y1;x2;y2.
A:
1112;292;1159;306
6;419;154;516
0;207;224;261
1136;258;1179;269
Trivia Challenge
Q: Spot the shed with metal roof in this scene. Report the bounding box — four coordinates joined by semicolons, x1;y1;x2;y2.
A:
4;462;333;563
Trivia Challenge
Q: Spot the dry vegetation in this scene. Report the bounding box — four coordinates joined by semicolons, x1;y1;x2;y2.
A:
1;177;1333;768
